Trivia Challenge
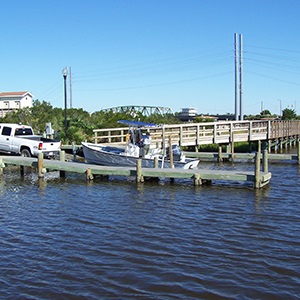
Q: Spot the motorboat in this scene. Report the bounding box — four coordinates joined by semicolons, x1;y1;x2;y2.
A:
81;120;199;169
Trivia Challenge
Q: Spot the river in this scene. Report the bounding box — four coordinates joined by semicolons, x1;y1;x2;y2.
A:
0;159;299;299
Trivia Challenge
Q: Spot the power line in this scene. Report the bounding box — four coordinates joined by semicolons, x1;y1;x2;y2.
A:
74;71;232;91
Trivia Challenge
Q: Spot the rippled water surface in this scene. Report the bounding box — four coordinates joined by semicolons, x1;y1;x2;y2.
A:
0;161;299;299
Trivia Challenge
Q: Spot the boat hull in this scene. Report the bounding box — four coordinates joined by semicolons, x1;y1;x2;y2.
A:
81;143;199;169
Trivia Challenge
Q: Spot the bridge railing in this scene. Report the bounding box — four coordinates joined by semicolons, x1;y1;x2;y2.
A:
93;120;300;147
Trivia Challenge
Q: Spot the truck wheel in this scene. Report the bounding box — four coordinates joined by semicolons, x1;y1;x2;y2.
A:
21;149;31;157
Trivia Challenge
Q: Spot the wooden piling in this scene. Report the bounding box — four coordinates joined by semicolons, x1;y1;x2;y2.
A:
20;165;24;176
263;149;268;173
280;139;283;151
258;140;261;153
297;140;300;165
154;156;158;168
38;153;44;178
254;151;261;189
0;158;3;175
193;173;202;186
218;145;223;162
231;133;235;161
136;159;144;183
60;150;66;178
86;168;94;180
169;135;174;169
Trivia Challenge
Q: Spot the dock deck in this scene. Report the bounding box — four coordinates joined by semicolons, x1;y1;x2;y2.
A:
0;153;271;189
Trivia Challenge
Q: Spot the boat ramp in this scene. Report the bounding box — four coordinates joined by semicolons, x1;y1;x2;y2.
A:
0;150;271;189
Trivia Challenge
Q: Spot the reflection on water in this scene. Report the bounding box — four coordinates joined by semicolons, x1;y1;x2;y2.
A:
0;162;299;299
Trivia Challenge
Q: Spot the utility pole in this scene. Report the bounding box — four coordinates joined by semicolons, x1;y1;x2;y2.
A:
239;33;243;120
234;33;239;121
62;67;68;137
278;99;282;117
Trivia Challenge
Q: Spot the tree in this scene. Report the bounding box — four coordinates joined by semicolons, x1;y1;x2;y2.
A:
282;108;297;120
260;109;271;116
0;101;206;143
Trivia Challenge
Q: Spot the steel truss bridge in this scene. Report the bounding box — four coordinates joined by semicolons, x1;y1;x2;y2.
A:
101;105;174;116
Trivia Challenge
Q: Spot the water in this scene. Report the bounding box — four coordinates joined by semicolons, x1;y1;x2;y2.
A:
0;161;299;299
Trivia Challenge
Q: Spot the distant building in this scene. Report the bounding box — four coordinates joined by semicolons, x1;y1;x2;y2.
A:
197;115;218;122
178;107;197;122
215;114;236;121
0;91;33;117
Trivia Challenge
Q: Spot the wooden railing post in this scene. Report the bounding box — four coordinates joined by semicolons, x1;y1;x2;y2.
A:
267;120;271;140
213;123;217;144
196;124;200;148
249;121;253;141
108;131;111;143
94;131;97;144
179;126;183;146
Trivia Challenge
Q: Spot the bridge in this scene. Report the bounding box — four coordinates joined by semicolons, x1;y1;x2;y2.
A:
93;120;300;152
101;105;174;116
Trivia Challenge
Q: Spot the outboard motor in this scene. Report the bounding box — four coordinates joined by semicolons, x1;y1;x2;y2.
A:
166;144;182;161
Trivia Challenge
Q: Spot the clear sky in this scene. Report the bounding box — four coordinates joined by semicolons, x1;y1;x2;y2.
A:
1;0;300;116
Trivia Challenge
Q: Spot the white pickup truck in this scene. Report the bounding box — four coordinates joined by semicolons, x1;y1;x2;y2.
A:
0;123;61;158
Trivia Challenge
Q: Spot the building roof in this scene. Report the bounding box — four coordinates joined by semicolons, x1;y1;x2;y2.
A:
0;91;33;98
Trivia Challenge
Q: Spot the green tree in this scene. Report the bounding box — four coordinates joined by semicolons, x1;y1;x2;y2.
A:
260;109;271;116
282;108;297;120
0;102;197;143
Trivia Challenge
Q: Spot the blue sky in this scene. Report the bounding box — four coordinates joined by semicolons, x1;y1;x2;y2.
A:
1;0;300;115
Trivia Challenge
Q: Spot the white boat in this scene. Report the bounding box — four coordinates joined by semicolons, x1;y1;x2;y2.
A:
81;120;199;169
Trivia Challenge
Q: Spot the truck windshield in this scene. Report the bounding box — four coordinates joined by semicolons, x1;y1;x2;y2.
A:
15;128;33;136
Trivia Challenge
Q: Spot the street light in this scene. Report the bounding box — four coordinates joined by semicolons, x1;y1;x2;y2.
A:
62;67;68;137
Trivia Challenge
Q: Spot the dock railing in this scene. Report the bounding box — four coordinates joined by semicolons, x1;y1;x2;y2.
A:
93;120;300;147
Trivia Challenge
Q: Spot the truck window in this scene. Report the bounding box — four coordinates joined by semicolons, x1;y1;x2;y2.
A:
15;128;33;136
2;127;12;136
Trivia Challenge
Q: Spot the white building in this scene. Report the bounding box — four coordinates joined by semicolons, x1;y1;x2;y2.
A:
178;107;197;121
0;91;33;117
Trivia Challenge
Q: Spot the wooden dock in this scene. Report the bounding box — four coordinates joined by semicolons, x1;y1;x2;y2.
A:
181;139;300;163
0;151;271;189
92;120;300;152
183;151;300;163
